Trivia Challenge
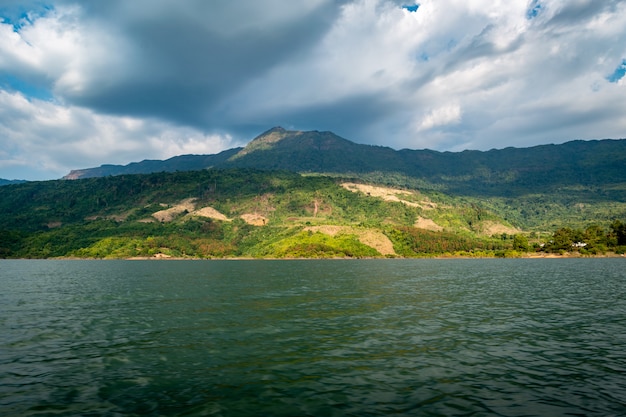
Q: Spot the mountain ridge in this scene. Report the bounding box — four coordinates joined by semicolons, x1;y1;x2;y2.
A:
64;147;242;180
0;179;27;186
62;127;626;199
2;128;625;259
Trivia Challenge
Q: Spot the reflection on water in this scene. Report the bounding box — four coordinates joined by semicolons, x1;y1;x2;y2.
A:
1;259;625;416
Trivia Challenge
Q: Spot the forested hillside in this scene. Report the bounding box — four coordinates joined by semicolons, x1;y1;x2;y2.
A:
3;128;626;258
1;169;624;259
63;128;626;200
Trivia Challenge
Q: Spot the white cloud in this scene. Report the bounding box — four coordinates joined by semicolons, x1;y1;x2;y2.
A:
0;90;233;180
417;104;462;131
0;5;130;96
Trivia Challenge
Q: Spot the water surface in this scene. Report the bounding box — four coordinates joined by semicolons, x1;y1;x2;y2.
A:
1;259;625;416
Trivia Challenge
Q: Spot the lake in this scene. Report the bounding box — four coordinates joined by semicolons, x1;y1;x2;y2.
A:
1;259;625;416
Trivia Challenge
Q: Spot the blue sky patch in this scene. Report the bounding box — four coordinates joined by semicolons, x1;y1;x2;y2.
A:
0;4;53;31
0;74;53;101
402;4;419;13
526;0;542;19
607;60;626;83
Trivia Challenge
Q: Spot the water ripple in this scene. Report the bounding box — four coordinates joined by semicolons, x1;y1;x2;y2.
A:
1;259;625;416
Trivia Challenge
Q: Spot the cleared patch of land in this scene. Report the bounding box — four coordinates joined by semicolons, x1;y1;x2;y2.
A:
341;182;436;209
152;198;197;222
193;206;231;222
152;199;270;226
475;220;519;236
240;213;268;226
414;216;443;231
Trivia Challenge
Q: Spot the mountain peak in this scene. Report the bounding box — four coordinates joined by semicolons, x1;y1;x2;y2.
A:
233;127;304;158
254;126;303;142
262;126;287;134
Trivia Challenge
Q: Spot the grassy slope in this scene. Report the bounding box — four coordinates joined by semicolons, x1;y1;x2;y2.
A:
50;129;626;237
222;130;626;232
0;169;521;259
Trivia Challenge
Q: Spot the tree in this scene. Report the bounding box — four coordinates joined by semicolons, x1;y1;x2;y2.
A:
584;224;605;243
548;227;575;252
512;234;529;252
610;220;626;246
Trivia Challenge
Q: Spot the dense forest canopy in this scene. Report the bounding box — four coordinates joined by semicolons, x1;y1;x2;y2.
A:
1;168;624;259
62;128;626;199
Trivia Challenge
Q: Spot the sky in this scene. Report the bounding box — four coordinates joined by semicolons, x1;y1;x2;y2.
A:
1;0;625;180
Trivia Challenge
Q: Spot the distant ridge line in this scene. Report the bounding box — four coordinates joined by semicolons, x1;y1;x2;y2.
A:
58;127;626;199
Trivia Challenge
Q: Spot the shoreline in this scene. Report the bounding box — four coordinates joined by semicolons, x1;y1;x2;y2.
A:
4;252;624;261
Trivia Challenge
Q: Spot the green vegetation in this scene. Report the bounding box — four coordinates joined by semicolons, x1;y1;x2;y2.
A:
44;128;626;245
65;129;626;202
1;168;624;259
253;231;381;258
541;221;626;255
386;227;508;257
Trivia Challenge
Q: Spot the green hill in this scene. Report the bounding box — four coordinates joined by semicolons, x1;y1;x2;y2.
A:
1;168;625;259
1;169;532;259
64;127;626;199
3;128;625;259
61;128;626;228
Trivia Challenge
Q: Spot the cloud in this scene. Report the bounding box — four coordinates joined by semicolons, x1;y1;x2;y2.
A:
417;104;462;131
1;0;626;179
0;90;232;180
48;1;342;125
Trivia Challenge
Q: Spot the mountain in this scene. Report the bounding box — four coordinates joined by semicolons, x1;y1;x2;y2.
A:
2;167;625;259
62;127;394;178
0;179;27;186
63;147;242;179
4;124;626;258
63;127;626;198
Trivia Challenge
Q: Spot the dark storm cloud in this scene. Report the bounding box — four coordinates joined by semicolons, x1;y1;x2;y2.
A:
56;1;347;129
